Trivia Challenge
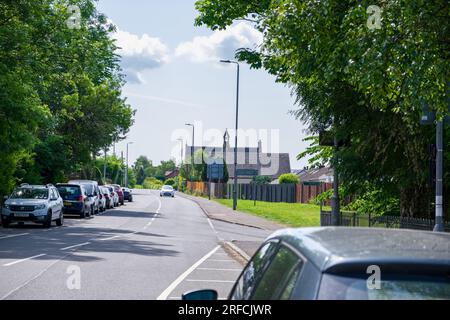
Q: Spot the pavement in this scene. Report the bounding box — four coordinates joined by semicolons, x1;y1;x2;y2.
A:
178;192;285;259
0;190;272;300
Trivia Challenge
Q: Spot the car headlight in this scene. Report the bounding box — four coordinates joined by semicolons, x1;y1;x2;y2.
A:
34;204;46;210
3;204;10;209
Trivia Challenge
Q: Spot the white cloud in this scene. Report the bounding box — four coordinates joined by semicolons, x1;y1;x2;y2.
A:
175;22;263;63
112;27;170;84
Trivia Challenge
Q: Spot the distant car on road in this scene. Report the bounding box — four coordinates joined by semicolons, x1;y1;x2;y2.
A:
160;185;175;198
183;228;450;300
2;184;64;228
57;183;93;219
68;180;101;214
111;184;124;205
122;188;133;202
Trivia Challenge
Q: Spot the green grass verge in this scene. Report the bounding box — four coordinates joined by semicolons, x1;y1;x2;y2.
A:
214;199;324;227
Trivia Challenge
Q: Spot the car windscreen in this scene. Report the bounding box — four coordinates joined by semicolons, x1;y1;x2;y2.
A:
162;186;173;190
318;273;450;300
10;188;48;200
57;186;81;196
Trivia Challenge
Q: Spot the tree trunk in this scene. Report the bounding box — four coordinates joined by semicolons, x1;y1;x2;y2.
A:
400;184;432;218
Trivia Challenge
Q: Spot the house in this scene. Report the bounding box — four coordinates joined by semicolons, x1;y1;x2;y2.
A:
164;169;179;180
185;129;291;184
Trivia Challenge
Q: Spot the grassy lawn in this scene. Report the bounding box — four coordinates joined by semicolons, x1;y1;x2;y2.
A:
214;199;324;227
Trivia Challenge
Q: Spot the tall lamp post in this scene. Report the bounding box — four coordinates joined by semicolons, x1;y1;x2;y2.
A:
220;59;240;211
125;142;134;188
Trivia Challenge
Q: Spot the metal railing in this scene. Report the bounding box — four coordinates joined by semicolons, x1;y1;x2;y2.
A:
320;210;450;232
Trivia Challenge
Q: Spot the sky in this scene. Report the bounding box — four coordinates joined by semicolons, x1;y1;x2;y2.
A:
96;0;310;170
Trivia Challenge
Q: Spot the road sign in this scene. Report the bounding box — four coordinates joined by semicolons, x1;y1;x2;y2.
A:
236;169;258;177
207;163;224;180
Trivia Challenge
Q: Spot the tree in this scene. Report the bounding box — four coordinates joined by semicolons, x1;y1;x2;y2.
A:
195;0;450;218
252;175;272;184
0;1;135;198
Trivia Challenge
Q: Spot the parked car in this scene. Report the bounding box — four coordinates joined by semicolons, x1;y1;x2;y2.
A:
68;180;101;214
111;184;124;205
160;185;175;197
1;184;64;228
183;227;450;300
105;185;119;207
57;183;93;219
122;188;133;202
97;189;106;212
100;186;113;209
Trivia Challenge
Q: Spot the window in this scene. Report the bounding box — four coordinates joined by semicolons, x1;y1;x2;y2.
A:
251;245;303;300
11;188;48;200
230;241;279;300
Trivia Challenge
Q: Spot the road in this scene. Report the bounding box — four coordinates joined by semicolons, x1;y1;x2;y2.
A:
0;190;271;300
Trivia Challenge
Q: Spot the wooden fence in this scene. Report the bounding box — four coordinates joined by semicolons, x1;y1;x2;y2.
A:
186;181;333;204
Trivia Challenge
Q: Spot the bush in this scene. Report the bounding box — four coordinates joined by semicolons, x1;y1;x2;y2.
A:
143;177;164;190
252;175;272;184
134;185;143;189
164;178;176;186
278;173;300;184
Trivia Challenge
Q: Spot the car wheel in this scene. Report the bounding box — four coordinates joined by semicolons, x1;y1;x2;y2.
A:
2;220;10;228
121;201;124;205
43;211;52;228
56;212;64;226
80;207;86;219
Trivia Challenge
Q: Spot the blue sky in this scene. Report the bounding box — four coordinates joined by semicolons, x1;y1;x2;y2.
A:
96;0;310;169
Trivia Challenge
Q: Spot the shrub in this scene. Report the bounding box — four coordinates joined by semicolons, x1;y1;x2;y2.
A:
252;175;272;184
164;178;176;186
143;177;164;190
278;173;300;184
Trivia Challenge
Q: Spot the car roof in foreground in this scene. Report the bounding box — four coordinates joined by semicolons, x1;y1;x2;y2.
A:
268;227;450;272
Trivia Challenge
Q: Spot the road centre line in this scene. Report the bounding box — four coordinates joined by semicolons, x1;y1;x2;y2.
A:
157;246;220;300
0;233;30;240
3;254;47;267
60;242;90;251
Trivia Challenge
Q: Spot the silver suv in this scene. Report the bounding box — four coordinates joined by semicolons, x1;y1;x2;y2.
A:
1;184;64;228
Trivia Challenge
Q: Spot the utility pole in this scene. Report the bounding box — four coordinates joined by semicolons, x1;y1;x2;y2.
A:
121;151;124;186
103;147;107;184
331;134;341;226
433;119;444;232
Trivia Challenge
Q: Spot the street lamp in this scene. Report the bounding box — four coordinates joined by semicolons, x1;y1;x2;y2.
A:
220;59;240;211
125;142;134;187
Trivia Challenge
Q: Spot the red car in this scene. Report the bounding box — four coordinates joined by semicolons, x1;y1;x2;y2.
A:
111;184;124;205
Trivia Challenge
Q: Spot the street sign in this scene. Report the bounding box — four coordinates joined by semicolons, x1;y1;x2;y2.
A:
420;103;436;125
236;169;258;177
207;163;224;180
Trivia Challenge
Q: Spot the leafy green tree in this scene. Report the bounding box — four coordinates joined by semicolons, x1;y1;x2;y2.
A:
195;0;450;218
252;175;272;184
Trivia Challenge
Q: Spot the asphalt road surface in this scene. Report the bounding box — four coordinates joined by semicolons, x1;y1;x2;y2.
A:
0;190;271;300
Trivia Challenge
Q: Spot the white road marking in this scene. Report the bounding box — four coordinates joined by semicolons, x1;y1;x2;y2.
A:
98;235;120;241
186;279;236;283
60;242;90;251
0;233;29;240
157;246;220;300
197;268;241;271
207;217;223;241
206;259;234;262
3;254;47;267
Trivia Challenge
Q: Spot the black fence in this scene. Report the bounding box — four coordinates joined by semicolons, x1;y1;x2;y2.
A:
320;210;450;232
226;183;297;203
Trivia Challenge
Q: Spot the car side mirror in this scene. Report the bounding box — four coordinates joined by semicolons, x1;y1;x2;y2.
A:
182;290;218;301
